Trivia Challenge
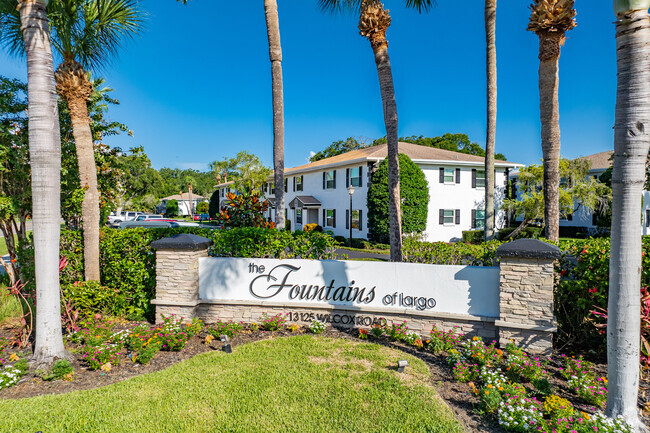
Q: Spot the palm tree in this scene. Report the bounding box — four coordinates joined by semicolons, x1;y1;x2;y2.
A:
2;0;144;281
527;0;576;242
607;2;650;429
12;0;66;365
484;0;496;241
319;0;434;262
264;0;285;230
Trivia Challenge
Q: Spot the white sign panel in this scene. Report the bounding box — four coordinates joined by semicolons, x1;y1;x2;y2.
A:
199;258;499;318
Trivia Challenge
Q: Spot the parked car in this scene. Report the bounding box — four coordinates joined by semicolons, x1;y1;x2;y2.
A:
119;221;179;229
135;214;166;221
193;213;210;221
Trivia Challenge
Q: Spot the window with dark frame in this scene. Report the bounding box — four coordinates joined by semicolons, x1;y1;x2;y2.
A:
296;208;303;225
324;171;336;189
324;209;336;227
296;175;303;192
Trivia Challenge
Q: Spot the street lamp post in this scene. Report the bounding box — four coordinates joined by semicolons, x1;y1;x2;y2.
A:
347;186;356;247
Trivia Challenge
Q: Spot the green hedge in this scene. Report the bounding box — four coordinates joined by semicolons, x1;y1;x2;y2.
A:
403;236;650;357
18;227;339;320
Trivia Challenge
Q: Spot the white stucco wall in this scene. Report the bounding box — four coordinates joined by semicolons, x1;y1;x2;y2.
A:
221;160;516;243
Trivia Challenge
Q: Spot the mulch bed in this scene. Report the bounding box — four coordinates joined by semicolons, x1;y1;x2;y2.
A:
1;324;649;433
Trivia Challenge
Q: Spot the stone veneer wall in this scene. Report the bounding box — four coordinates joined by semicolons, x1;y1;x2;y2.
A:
151;236;559;354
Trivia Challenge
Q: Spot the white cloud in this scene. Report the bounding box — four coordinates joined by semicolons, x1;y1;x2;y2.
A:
307;151;316;162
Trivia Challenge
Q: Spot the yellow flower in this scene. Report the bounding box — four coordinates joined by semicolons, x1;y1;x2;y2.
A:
485;390;490;395
473;336;479;341
498;387;503;391
100;363;112;372
8;353;19;362
581;412;591;420
487;384;493;388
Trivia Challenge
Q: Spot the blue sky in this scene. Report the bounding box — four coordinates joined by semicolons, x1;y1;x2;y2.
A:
0;1;617;171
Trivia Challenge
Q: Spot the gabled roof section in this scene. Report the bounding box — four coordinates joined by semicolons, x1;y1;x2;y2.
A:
288;196;322;208
285;142;523;175
575;151;614;171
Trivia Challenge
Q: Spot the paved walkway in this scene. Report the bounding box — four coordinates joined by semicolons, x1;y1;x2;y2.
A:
334;248;389;261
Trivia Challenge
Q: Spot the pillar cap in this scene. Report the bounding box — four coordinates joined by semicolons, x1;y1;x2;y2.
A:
496;238;560;260
151;233;213;251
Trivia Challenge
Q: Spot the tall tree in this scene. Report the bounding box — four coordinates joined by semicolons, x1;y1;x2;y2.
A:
264;0;285;230
319;0;434;262
484;0;497;241
607;1;650;429
2;0;145;281
16;0;66;365
527;0;576;242
210;150;272;194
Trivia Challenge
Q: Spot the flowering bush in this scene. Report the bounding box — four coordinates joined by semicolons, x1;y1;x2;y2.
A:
452;360;479;383
0;359;27;390
504;351;548;383
457;337;502;367
287;323;300;332
497;395;544;432
559;354;593;380
81;340;123;370
567;374;607;407
542;395;574;421
402;331;420;345
358;329;368;340
427;326;463;354
369;323;384;338
309;319;326;334
386;321;409;342
259;313;286;331
210;319;244;339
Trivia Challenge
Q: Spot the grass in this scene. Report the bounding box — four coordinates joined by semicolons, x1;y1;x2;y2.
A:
0;336;464;433
0;285;22;326
337;246;391;255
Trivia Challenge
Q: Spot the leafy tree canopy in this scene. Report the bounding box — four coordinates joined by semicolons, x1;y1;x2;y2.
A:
157;168;214;198
367;154;429;243
309;137;367;162
309;133;507;163
503;158;611;237
210;151;271;193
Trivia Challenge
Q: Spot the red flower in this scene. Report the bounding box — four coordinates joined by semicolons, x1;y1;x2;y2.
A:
589;287;598;295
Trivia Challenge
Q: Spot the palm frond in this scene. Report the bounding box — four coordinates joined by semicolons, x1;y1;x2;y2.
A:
318;0;436;15
0;0;25;59
47;0;146;71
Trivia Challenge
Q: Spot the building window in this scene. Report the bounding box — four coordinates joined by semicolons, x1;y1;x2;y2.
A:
472;209;485;229
323;209;336;227
221;189;224;198
347;167;362;187
270;183;275;195
296;209;303;225
646;209;650;227
443;168;454;183
323;170;336;189
439;209;460;225
295;175;304;192
284;178;288;193
476;170;486;188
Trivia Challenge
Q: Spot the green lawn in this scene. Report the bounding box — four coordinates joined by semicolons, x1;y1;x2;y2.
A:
0;336;464;433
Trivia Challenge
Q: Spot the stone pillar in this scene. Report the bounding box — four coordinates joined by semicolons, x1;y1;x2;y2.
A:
496;239;560;355
150;233;213;322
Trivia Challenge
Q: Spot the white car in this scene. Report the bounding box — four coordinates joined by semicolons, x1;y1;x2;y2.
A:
135;214;166;221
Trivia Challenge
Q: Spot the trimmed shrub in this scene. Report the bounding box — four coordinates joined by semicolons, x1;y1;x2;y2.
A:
462;230;484;244
208;190;220;219
18;227;339;320
196;202;209;214
367;154;429;244
164;199;179;217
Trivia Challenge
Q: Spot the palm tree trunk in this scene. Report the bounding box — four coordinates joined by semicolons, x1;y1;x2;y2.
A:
264;0;285;230
484;0;497;241
18;0;67;365
67;94;100;281
537;32;563;243
607;7;650;430
359;1;402;262
55;60;100;281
